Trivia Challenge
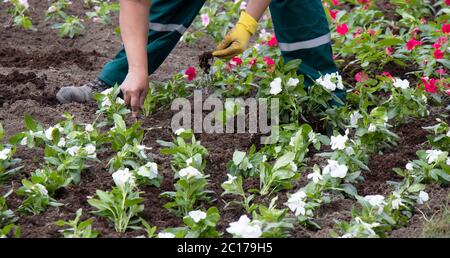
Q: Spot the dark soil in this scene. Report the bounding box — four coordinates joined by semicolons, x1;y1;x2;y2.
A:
0;0;448;238
199;51;213;74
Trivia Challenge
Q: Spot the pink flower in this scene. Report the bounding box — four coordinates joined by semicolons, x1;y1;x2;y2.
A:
201;14;210;27
248;58;257;69
263;56;275;66
442;23;450;34
446;0;450;6
386;47;394;56
382;71;393;78
184;66;196;81
355;71;369;83
267;35;278;47
229;56;243;68
436;68;446;75
331;0;340;5
337;23;349;35
406;39;422;51
434;49;445;59
421;77;439;94
329;9;338;20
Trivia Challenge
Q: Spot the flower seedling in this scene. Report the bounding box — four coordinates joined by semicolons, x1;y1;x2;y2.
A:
88;168;144;232
17;179;62;215
56;208;99;238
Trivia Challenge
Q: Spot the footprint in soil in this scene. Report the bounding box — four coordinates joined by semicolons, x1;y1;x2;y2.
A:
199;51;213;74
0;70;57;106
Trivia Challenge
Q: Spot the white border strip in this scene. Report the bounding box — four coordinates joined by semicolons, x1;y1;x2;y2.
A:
149;22;187;34
278;33;332;52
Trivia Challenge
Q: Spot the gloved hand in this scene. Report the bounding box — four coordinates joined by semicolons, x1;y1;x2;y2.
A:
212;11;258;59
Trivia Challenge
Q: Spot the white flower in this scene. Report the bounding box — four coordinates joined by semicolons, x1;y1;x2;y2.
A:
269;77;282;95
158;232;175;238
286;78;299;87
188;210;207;223
45;127;56;140
226;215;262;238
259;29;270;40
365;195;386;207
307;170;323;184
417;191;429;204
20;136;28;146
101;88;113;95
112;168;135;188
391;192;403;210
84;144;96;156
67;146;80;156
201;13;210;27
368;124;377;132
290;162;298;172
392;78;410;89
35;183;48;196
308;131;318;144
405;162;414;171
0;148;11;160
186;157;193;166
19;0;29;8
285;191;307;216
85;124;94;132
48;5;57;13
224;174;237;185
323;160;348;178
101;98;112;108
425;149;445;164
239;1;247;10
174;128;185;135
316;72;344;91
447;157;450;166
178;166;202;180
115;97;125;105
137;162;158;180
349;111;363;128
57;137;66;147
446;130;450;138
330;131;348;150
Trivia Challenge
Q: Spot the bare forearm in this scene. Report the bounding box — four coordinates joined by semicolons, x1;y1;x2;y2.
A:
246;0;271;21
120;0;151;76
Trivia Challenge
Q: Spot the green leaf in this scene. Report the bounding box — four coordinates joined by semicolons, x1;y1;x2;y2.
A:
273;152;295;171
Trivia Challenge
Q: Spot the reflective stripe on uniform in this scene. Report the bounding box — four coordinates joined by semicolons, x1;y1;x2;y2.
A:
149;22;187;34
278;33;332;52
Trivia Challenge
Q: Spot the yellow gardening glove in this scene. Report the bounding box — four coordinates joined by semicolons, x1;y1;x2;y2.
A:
212;11;258;59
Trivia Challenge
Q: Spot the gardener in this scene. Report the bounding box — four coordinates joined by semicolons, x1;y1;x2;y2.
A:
57;0;339;117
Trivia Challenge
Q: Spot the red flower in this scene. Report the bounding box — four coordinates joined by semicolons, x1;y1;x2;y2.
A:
446;0;450;6
406;39;422;51
436;68;446;75
267;35;278;47
355;71;369;83
442;23;450;34
229;56;243;68
248;58;257;68
331;0;339;5
434;49;445;59
263;56;275;66
386;47;394;56
337;23;349;35
329;9;338;20
382;71;393;78
436;37;448;45
421;77;439;93
184;66;196;81
432;43;442;49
